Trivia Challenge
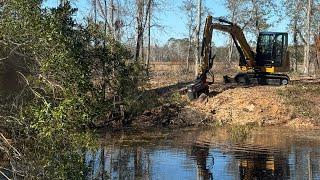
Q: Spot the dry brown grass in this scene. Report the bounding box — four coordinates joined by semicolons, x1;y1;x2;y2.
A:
278;78;320;129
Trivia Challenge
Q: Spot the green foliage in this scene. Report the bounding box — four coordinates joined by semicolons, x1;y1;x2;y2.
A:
29;97;90;138
107;59;146;118
0;0;147;132
16;132;97;179
0;1;147;177
167;92;185;105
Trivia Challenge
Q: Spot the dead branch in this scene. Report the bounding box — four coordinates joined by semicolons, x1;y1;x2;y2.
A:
0;171;10;180
0;116;23;126
298;30;307;45
0;133;21;158
16;71;47;104
0;39;34;62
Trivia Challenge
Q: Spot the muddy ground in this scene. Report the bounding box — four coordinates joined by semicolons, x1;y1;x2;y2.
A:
132;74;320;130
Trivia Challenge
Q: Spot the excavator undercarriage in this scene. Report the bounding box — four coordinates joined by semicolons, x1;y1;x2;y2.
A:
224;72;290;86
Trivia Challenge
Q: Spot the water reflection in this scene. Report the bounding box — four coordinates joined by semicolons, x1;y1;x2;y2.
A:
85;128;320;180
237;151;289;179
190;143;213;179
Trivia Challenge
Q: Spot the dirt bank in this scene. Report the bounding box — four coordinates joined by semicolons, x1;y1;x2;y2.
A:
190;78;320;129
133;77;320;130
190;85;293;126
132;103;212;129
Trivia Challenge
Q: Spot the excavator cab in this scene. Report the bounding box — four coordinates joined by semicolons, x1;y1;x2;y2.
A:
234;31;290;85
255;32;289;70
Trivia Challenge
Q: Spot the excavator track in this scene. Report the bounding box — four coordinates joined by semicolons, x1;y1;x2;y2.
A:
234;72;290;85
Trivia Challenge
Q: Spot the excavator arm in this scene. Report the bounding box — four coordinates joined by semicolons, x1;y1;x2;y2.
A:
188;16;215;100
211;18;255;68
188;16;255;100
199;16;214;77
198;16;256;78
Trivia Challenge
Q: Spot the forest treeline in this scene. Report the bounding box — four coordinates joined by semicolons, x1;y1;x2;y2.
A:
146;0;320;74
48;0;320;75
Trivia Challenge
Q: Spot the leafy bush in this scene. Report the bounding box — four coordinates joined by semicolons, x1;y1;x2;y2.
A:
0;0;147;135
0;1;148;178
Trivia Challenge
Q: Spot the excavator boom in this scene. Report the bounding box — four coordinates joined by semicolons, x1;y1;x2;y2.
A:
211;19;255;68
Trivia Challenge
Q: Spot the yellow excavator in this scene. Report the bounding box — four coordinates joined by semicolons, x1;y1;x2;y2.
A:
188;16;290;99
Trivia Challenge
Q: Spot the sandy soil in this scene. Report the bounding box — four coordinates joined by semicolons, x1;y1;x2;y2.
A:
190;85;293;126
190;76;320;129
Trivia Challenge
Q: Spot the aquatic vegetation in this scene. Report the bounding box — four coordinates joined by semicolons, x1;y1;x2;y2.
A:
227;125;253;142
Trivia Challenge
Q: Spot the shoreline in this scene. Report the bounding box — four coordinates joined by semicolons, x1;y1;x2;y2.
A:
120;76;320;131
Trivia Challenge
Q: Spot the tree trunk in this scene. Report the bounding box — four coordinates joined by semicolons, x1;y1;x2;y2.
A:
195;0;202;78
293;17;298;71
146;0;151;76
141;33;144;62
303;46;310;74
94;0;97;24
251;0;260;38
227;3;236;66
103;0;108;100
109;0;115;37
135;0;144;61
186;6;194;75
316;44;320;74
303;0;313;75
140;0;145;63
187;37;191;74
227;37;234;67
315;25;320;74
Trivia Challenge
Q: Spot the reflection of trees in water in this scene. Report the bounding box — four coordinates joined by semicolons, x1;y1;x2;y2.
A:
190;143;213;180
86;146;152;179
4;130;320;179
0;138;90;179
86;145;320;180
289;146;320;179
134;147;150;179
188;142;290;180
226;155;241;178
83;130;320;180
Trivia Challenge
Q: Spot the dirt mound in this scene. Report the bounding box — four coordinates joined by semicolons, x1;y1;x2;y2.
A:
191;86;293;126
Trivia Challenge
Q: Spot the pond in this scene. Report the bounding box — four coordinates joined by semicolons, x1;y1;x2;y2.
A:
85;127;320;180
